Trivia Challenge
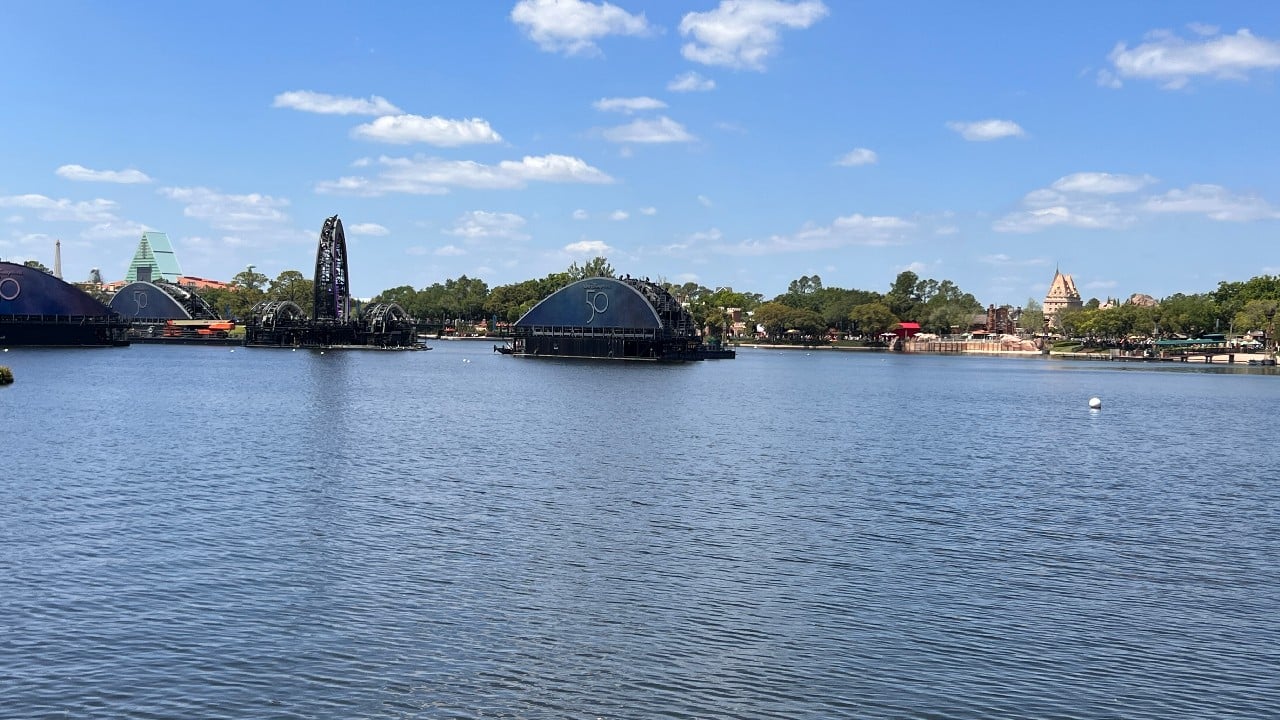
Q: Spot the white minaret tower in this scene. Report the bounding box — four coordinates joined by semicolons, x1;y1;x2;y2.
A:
54;239;63;279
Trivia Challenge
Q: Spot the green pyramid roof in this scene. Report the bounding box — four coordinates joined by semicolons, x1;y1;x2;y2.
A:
125;231;182;283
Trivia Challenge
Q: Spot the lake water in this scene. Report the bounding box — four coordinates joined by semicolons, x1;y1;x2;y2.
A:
1;342;1278;719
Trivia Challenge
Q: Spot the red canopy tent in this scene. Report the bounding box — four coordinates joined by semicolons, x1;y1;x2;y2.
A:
892;322;921;339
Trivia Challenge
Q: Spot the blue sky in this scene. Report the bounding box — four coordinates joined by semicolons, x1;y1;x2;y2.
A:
3;1;1279;304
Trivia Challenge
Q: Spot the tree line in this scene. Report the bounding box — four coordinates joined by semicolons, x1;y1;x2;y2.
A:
30;252;1280;342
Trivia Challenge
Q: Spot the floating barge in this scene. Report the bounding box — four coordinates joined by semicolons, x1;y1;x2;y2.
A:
499;276;734;362
0;262;129;347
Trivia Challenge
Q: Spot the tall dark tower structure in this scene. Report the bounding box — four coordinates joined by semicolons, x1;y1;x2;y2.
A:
312;215;351;322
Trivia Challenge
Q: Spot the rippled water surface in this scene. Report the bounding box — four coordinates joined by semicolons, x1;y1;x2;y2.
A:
2;343;1278;719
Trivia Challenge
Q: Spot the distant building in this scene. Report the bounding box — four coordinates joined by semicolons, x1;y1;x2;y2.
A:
125;231;182;283
1043;269;1082;327
178;275;232;291
985;304;1017;335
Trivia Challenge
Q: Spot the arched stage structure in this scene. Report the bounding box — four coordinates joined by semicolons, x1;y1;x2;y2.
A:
110;280;220;322
501;276;733;361
0;261;129;346
244;215;418;348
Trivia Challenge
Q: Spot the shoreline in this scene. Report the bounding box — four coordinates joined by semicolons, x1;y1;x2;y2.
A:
735;343;1277;365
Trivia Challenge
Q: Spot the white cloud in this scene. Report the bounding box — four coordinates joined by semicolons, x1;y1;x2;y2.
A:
639;206;657;215
593;96;667;113
435;245;466;256
679;0;829;71
1143;184;1280;221
316;154;613;196
82;220;151;240
719;213;913;255
510;0;652;56
998;175;1280;232
55;164;152;184
1051;172;1156;194
602;116;695;143
351;115;503;146
564;239;612;254
347;222;389;236
159;186;290;231
444;211;529;240
946;119;1025;141
1102;27;1280;89
0;194;120;223
980;253;1050;267
994;203;1130;233
668;71;716;92
697;194;712;207
272;90;401;115
835;148;877;166
609;210;629;221
572;209;589;220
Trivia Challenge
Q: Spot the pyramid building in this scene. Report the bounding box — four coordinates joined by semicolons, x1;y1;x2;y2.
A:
125;231;182;283
1043;268;1082;327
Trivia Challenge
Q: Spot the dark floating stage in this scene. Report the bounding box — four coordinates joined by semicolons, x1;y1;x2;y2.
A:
245;215;417;349
497;276;734;362
0;262;130;347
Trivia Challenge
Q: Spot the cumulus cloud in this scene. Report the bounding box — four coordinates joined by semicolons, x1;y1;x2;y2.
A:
668;71;716;92
510;0;651;56
316;154;613;196
697;194;712;207
572;209;589;220
351;115;503;146
602;116;695;143
639;206;657;215
1143;184;1280;221
564;239;612;254
609;210;629;220
55;164;152;184
272;90;401;115
347;222;389;236
994;201;1130;233
593;96;667;113
0;194;121;223
946;119;1025;141
679;0;829;71
996;173;1279;231
444;211;530;240
435;245;466;256
980;253;1050;267
82;220;151;240
1101;27;1280;89
719;213;913;255
159;186;290;231
835;148;877;166
1051;172;1157;194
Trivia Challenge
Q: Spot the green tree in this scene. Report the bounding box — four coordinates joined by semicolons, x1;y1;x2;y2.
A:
848;302;898;337
23;260;53;274
1234;299;1279;348
222;267;269;320
567;256;615;280
751;302;798;340
1020;298;1045;334
885;270;921;320
268;269;314;317
1157;293;1218;337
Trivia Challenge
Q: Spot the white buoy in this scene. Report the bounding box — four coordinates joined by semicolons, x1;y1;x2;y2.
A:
1089;397;1102;409
229;349;235;353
